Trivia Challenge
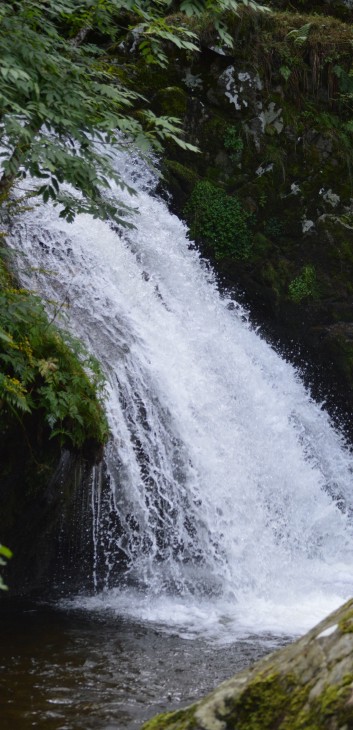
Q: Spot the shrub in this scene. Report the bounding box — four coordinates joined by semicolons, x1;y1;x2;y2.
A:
289;264;318;303
223;126;244;163
0;259;108;449
184;180;253;260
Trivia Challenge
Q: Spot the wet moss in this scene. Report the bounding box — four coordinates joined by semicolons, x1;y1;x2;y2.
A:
154;87;188;118
142;672;353;730
142;707;197;730
294;677;353;729
162;159;200;209
227;672;299;729
339;611;353;634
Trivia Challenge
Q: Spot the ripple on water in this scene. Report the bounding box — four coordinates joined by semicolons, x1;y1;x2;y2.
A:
0;600;291;730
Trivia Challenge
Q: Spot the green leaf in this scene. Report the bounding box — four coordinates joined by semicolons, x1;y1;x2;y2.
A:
0;329;13;344
286;23;312;45
279;66;291;82
0;545;13;559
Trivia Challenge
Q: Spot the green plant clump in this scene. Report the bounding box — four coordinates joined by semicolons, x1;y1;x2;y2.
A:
185;180;253;260
0;260;108;449
264;216;285;240
289;264;318;303
223;126;244;163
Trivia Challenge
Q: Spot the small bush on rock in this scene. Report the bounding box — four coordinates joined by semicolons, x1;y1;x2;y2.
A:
0;260;108;449
185;181;253;260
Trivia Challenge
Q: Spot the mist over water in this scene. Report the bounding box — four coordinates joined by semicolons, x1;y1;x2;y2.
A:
9;151;353;641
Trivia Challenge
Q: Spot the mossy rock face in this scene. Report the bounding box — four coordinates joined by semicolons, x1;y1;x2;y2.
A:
118;4;353;421
154;87;188;118
142;599;353;730
314;322;353;392
163;160;200;209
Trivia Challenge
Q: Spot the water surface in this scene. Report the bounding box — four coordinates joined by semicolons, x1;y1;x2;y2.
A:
0;600;289;730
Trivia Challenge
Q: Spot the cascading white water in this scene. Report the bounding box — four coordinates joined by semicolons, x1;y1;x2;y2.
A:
8;150;353;640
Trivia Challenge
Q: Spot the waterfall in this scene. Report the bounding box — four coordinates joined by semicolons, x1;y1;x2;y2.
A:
8;151;353;640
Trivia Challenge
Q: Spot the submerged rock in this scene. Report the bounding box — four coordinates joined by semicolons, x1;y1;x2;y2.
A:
142;598;353;730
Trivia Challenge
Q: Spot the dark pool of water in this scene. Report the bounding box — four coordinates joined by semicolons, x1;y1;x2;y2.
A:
0;600;290;730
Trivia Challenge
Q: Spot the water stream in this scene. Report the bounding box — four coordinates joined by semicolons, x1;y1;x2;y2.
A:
0;600;285;730
3;148;353;726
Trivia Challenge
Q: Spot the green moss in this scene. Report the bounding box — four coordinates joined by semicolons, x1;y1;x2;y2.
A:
227;672;297;729
154;86;188;117
223;125;244;163
339;611;353;634
142;706;197;730
319;217;353;268
260;261;287;304
292;676;353;729
143;670;353;730
201;116;228;141
165;160;198;183
164;160;199;190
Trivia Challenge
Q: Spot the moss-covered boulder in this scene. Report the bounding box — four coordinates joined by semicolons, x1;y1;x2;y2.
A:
142;598;353;730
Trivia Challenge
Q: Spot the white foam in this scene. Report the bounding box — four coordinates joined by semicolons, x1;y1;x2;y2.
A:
9;149;353;642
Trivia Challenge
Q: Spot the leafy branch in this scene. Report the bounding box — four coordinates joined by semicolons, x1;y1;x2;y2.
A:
0;1;205;223
0;0;270;223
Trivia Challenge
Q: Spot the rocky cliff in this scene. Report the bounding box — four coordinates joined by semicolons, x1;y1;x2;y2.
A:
122;1;353;432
